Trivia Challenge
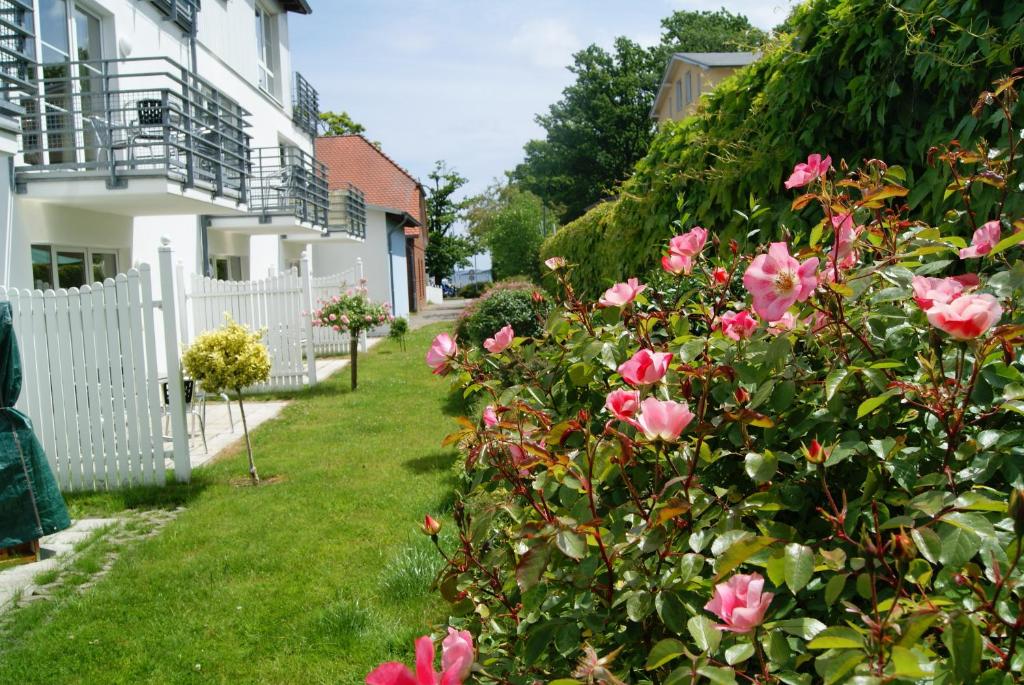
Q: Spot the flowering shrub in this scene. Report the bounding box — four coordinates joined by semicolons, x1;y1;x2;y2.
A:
182;317;271;483
456;280;550;346
425;79;1024;683
311;282;391;390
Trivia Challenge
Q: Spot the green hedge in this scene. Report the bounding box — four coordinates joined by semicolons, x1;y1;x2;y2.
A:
541;0;1024;297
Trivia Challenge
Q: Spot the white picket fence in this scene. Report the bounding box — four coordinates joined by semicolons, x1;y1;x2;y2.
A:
182;259;316;391
0;245;190;492
310;269;356;355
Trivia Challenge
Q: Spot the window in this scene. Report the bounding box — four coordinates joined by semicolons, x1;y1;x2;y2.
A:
31;244;117;290
685;72;692;105
674;79;682;111
255;5;279;98
211;256;244;281
697;73;702;98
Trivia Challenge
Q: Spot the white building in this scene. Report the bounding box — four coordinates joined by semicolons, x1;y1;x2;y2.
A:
0;0;364;291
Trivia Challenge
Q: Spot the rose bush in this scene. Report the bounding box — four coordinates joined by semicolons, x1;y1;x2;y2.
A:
311;281;392;389
422;78;1024;684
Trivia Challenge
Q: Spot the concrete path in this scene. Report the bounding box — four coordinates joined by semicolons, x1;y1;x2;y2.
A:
410;298;470;330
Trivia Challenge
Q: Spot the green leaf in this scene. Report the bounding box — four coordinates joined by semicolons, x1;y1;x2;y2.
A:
523;621;558;665
784;543;814;593
824;574;847;606
663;666;693;685
856;391;897;419
555;529;586;560
697;665;737;685
943;614;982;684
807;626;864;649
990;228;1024;256
549;681;582;685
911;527;942;564
772;618;827;640
745;451;778;483
824;368;849;401
687;615;722;654
891;645;934;678
515;544;550;592
815;650;866;685
713;536;777;581
627;590;654;622
645;638;687;669
656;590;688;634
938;524;982;568
725;643;755;665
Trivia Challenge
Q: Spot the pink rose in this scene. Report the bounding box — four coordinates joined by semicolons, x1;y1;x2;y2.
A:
483;325;514;354
711;267;729;287
668;227;708;258
426;333;458;374
332;325;340;332
784;153;832;190
826;213;862;274
366;632;473;685
544;256;567;270
329;313;337;321
743;242;819;322
482;405;498;427
767;311;797;335
604;389;640;421
441;628;475;682
635;397;694;442
911;276;965;310
926;293;1002;340
617;349;673;387
662;252;693;276
341;315;350;324
599;278;646;307
719;310;759;341
705;573;774;633
959;221;1001;259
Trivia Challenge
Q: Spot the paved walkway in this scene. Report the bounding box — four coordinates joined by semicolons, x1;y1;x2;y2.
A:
410;298;469;330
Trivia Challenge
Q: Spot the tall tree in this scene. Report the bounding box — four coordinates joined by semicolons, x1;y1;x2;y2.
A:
466;183;549;282
513;9;766;223
318;110;366;136
425;161;476;285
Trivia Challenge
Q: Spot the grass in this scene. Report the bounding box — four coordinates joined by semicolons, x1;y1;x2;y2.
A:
0;324;462;684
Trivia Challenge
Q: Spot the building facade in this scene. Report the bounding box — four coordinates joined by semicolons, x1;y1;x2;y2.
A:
313;134;428;318
650;52;757;124
0;0;329;292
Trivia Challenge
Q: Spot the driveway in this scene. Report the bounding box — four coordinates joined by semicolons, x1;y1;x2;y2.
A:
410;298;470;330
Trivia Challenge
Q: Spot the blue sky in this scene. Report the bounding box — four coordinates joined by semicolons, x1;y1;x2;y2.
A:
290;1;797;271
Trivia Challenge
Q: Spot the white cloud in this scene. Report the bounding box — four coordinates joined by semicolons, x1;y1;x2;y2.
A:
508;18;581;69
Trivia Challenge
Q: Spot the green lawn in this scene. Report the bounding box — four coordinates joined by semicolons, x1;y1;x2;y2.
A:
0;324;462;685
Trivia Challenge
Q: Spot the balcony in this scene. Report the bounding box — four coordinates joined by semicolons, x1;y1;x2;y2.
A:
283;182;366;246
146;0;200;33
0;0;34;103
208;146;327;235
15;56;251;216
292;71;319;138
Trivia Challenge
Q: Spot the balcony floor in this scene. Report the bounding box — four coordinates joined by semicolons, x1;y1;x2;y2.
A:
15;173;249;217
208;213;325;236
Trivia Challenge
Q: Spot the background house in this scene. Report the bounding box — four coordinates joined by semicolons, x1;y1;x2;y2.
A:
650;52;756;124
0;0;327;291
313;135;428;318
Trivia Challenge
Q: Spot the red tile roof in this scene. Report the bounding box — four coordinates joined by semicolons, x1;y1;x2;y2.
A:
315;135;425;225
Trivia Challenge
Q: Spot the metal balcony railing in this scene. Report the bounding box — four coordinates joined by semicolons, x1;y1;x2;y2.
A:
292;71;319;138
0;0;35;101
147;0;200;33
249;146;327;228
16;56;251;202
327;183;367;240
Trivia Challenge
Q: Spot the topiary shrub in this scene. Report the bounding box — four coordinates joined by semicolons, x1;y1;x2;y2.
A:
425;83;1024;682
454;287;549;347
457;282;489;299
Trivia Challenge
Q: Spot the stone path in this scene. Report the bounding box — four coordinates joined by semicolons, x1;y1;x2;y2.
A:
409;298;469;330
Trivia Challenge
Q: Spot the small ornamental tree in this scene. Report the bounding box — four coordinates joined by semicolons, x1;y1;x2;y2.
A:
422;77;1024;683
311;283;392;390
182;317;271;485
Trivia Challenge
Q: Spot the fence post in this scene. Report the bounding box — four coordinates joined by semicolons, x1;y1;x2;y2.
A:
158;238;191;483
300;250;317;387
356;258;367;352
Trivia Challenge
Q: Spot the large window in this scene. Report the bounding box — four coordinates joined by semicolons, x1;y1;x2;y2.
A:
674;79;682;111
31;244;118;290
684;72;692;105
255;4;279;98
210;256;244;281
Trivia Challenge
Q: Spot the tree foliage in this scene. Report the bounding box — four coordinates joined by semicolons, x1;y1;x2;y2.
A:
513;9;766;223
425;161;476;285
466;183;550;282
318;110;366;136
542;0;1024;298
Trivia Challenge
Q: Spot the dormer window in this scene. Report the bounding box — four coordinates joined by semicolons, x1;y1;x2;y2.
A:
255;4;279;98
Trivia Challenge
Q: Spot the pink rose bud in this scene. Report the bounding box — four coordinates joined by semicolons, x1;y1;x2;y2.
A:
544;256;567;270
784;153;832;189
604;389;640;421
441;628;475;682
705;572;774;633
483;325;514;354
617;349;673;387
711;267;729;286
426;333;458;374
482;405;498;427
635;397;694;442
734;387;749;404
959;220;1001;259
598;278;646;308
926;293;1002;340
743;242;819;322
804;438;827;465
661;252;693;276
421;514;442;536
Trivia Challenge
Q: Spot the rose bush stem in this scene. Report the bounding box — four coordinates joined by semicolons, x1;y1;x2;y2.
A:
237;389;259;485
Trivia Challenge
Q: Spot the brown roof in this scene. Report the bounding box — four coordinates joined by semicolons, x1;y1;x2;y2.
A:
315;135;425;225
